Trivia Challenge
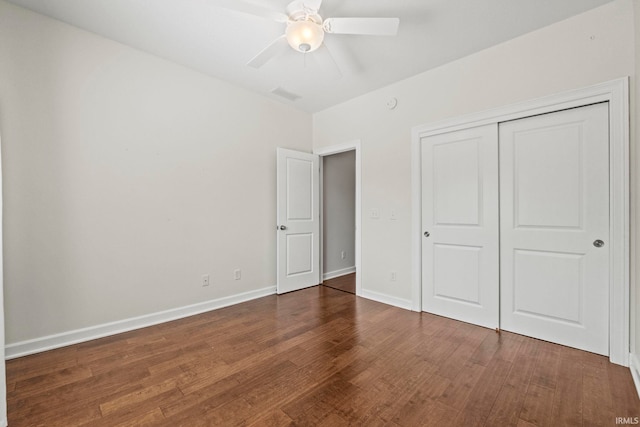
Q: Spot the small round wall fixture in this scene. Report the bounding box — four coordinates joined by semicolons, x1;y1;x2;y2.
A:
386;97;398;110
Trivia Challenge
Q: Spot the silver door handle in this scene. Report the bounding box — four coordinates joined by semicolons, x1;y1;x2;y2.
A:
424;231;430;237
279;225;287;231
593;239;604;248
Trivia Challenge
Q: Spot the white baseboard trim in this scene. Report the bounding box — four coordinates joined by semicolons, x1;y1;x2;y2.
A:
630;352;640;399
359;289;412;311
5;286;276;360
323;266;356;281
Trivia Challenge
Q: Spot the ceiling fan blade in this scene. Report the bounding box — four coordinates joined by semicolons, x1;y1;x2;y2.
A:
322;37;362;75
317;44;342;79
247;36;288;68
323;17;400;36
302;0;323;12
214;0;288;22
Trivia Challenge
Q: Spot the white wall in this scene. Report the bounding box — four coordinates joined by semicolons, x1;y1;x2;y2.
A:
313;0;635;306
322;150;355;277
0;1;312;346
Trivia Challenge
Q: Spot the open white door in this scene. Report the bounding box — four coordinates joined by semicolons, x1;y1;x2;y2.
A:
277;148;320;294
421;124;500;329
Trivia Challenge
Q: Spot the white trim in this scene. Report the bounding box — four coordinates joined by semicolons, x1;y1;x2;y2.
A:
323;266;356;281
411;129;423;312
0;129;5;427
5;286;276;360
314;140;362;297
630;353;640;400
411;77;630;366
359;289;412;311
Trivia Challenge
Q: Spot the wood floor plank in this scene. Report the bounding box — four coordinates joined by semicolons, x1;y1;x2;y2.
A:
453;357;512;427
484;338;539;426
550;351;583;426
362;357;438;423
436;361;486;410
468;330;504;367
10;369;150;426
435;323;489;379
6;350;79;384
5;280;638;426
160;375;242;419
607;360;640;420
109;407;167;427
13;365;93;397
519;384;556;427
529;341;563;390
582;352;614;426
246;408;294;427
99;377;182;416
393;397;457;427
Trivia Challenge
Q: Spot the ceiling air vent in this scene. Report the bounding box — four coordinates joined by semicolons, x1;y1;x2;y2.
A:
271;87;301;101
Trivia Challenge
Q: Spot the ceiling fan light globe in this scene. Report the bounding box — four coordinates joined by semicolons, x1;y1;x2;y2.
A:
286;20;324;53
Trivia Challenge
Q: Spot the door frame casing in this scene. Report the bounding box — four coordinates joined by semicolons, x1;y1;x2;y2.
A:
411;78;630;366
314;141;362;296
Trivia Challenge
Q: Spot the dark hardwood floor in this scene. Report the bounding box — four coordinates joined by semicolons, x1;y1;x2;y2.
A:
322;273;355;294
6;286;639;426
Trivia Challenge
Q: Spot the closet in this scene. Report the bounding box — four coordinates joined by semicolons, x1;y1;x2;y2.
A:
421;102;610;356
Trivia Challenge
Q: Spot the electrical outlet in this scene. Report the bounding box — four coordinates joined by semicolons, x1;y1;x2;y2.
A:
202;274;210;287
390;271;397;282
234;269;241;280
371;208;380;219
341;251;346;260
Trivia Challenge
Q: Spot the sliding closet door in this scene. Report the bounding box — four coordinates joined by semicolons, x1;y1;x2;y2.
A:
421;125;499;329
499;103;610;355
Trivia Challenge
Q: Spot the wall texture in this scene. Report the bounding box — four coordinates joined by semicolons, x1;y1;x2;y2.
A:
322;150;355;277
0;0;311;345
313;0;635;310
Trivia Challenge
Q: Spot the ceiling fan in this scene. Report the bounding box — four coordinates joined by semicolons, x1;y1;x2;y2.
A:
215;0;400;70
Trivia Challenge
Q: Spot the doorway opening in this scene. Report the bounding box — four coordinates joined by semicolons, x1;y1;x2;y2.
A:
315;141;362;296
321;150;356;294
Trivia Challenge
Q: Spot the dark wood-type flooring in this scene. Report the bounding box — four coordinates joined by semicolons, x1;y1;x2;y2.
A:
322;273;355;294
6;286;639;426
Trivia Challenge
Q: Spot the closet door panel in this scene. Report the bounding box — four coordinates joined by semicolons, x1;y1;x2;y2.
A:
421;124;499;329
499;103;610;356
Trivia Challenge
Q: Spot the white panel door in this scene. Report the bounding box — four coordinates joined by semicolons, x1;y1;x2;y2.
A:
421;124;499;328
277;148;320;294
499;103;609;355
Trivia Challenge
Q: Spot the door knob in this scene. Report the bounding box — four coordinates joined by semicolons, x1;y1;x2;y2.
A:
424;231;430;237
279;225;287;231
593;239;604;248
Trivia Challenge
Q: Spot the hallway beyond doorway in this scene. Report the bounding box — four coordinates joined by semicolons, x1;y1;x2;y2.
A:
322;273;355;294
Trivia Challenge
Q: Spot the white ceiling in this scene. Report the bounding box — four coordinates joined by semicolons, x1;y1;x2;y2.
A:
7;0;614;112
